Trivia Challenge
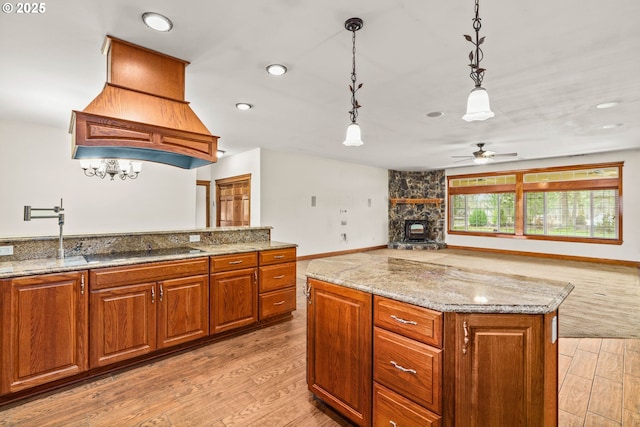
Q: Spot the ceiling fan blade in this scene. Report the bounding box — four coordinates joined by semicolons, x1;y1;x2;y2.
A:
494;152;518;157
451;155;474;158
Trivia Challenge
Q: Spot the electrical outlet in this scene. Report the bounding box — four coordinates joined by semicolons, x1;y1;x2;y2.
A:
0;246;14;256
189;234;201;243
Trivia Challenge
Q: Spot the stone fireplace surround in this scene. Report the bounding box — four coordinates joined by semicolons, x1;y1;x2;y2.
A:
388;170;446;250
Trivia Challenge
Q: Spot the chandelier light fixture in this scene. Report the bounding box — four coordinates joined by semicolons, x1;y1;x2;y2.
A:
343;17;364;147
80;159;142;180
462;0;494;122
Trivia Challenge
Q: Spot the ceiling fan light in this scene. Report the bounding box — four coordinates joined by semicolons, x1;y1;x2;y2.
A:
463;87;495;122
473;156;492;164
343;123;364;147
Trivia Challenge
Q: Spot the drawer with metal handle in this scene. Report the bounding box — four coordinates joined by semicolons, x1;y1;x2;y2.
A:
374;295;443;347
259;287;296;319
259;262;296;292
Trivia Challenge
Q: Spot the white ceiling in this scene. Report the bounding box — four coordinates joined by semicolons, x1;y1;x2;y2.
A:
1;0;639;170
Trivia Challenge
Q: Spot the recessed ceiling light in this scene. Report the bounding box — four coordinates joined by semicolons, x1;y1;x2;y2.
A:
142;12;173;32
596;101;620;109
266;64;287;76
235;103;253;111
426;111;444;118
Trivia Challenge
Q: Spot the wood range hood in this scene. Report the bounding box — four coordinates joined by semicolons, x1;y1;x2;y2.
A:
70;36;218;169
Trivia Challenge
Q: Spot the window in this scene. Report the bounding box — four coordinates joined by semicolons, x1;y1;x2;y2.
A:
448;163;622;244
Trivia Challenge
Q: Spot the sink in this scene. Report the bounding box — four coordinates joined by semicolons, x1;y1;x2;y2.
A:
83;247;204;263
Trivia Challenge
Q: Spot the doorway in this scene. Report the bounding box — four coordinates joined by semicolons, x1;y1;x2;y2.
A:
196;180;211;228
215;174;251;227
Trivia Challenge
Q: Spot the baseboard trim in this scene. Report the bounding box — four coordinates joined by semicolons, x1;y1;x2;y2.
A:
297;245;388;261
445;245;640;267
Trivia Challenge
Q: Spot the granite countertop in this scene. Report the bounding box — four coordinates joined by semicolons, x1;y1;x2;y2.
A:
0;241;296;279
306;252;574;314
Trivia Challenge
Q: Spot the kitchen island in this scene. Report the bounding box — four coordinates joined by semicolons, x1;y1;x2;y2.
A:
305;252;574;427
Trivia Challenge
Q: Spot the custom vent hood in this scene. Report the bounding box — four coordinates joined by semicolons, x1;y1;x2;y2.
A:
70;36;218;169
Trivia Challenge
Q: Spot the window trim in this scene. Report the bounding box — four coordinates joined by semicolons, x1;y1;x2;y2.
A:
447;162;623;244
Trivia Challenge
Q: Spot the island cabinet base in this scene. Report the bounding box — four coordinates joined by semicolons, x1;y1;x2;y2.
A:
306;279;560;427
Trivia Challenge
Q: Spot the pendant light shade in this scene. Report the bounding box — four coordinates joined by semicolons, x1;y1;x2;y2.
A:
463;87;495;121
343;123;364;147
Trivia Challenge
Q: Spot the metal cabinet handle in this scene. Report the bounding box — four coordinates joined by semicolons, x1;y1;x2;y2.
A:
389;421;397;427
159;284;163;302
390;360;417;374
304;283;312;305
390;314;417;325
463;320;469;354
151;285;155;304
80;274;85;295
273;274;285;279
273;300;285;306
228;260;243;264
273;255;285;259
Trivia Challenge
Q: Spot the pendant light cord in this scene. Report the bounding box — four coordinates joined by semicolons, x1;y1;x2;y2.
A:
465;0;486;88
346;19;363;124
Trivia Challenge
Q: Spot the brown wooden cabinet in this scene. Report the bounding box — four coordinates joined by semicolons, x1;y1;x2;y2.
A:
0;271;88;394
210;252;258;334
307;278;372;427
89;258;209;368
258;247;296;320
445;311;558;427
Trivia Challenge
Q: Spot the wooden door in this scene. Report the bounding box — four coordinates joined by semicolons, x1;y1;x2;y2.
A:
89;283;157;368
306;278;372;427
216;174;250;227
448;312;549;427
157;274;209;349
1;271;88;394
210;268;258;334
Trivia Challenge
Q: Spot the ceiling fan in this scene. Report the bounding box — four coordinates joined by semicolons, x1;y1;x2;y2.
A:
452;143;518;164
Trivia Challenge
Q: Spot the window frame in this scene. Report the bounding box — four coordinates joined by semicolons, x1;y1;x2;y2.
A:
447;162;623;245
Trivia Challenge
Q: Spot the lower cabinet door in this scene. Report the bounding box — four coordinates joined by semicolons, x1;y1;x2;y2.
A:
1;271;88;394
157;274;209;349
90;283;157;368
210;268;258;334
373;382;442;427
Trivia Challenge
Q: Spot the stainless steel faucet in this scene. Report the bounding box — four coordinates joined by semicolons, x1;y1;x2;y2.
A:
23;198;65;259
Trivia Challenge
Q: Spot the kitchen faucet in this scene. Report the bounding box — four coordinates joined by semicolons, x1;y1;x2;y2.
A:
23;198;65;259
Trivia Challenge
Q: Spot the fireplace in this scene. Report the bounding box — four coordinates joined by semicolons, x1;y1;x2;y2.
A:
404;220;429;242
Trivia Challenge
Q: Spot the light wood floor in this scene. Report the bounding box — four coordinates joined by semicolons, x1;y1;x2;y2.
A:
1;259;639;426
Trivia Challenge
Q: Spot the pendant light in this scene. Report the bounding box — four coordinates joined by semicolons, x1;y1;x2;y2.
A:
343;17;364;147
462;0;494;121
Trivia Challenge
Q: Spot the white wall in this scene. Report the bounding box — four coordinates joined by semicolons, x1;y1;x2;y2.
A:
209;148;262;226
445;149;640;262
259;149;389;257
0;120;198;238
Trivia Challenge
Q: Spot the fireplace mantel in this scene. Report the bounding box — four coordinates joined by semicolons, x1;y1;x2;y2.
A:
390;198;443;207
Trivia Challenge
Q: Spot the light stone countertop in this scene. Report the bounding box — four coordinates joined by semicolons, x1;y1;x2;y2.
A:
0;241;296;279
306;252;574;314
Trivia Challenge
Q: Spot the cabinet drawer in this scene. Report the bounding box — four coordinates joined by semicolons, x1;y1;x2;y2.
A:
210;252;257;273
374;327;442;414
373;382;442;427
90;258;209;290
259;287;296;319
258;247;296;265
259;262;296;292
374;295;443;347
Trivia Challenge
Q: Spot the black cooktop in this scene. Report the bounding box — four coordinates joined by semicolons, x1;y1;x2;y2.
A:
83;247;204;263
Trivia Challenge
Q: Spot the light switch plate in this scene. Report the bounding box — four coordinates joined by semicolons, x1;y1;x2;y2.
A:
189;235;201;243
0;246;14;256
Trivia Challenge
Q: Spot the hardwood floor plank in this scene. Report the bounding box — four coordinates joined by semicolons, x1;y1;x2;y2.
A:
625;350;640;379
559;354;573;389
627;340;640;353
588;376;623;422
579;338;603;353
584;412;622;427
568;349;599;379
602;339;626;356
623;409;640;426
597;350;625;382
560;338;580;356
559;374;594;417
623;374;640;414
559;409;585;427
